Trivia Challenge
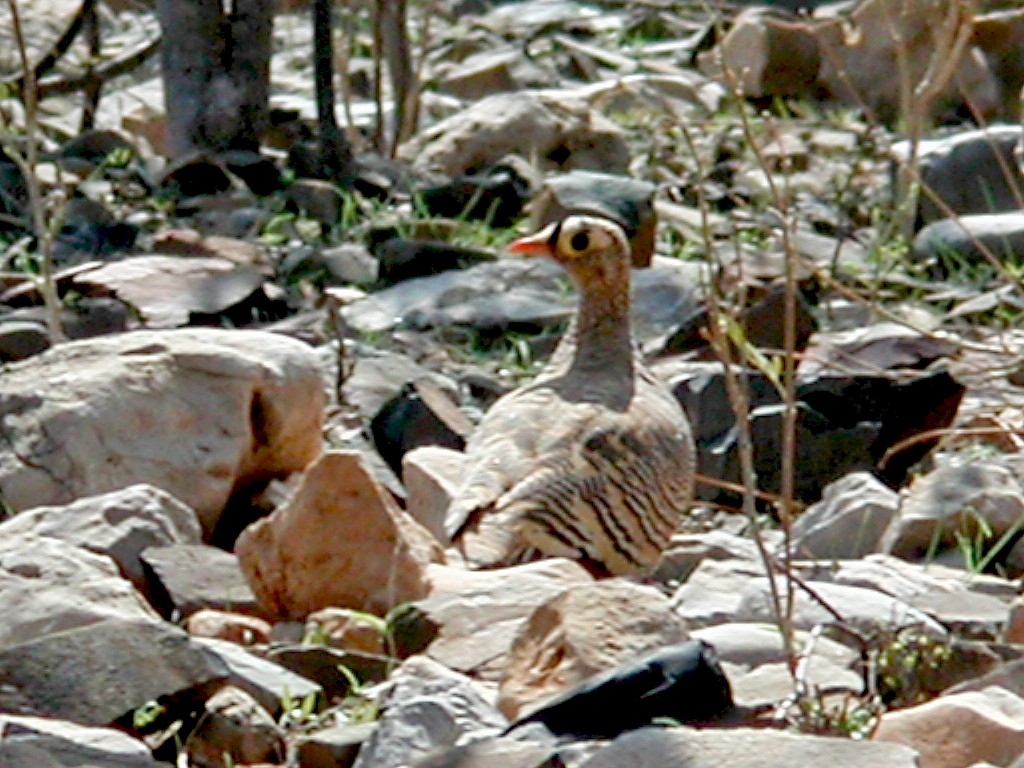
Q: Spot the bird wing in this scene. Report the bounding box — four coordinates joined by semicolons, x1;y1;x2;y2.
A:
495;392;694;574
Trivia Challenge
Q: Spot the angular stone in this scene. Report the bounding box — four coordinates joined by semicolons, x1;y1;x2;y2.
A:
140;544;259;619
352;656;506;768
0;533;158;649
184;609;271;646
578;725;918;768
0;328;325;539
790;472;899;560
400;91;629;178
498;579;688;720
881;461;1024;562
402;446;465;544
184;686;284;768
0;618;226;725
195;637;322;717
0;714;161;768
894;126;1024;225
652;530;761;586
874;686;1024;768
236;450;444;618
913;213;1024;272
0;484;202;593
697;10;821;99
413;559;593;681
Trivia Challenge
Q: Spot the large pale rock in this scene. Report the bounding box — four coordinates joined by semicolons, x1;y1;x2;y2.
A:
0;329;325;537
399;91;630;177
413;559;593;681
790;472;898;560
352;655;506;768
0;714;161;768
402;445;464;543
580;725;919;768
881;461;1024;562
874;686;1024;768
0;484;202;591
236;450;444;618
0;532;158;649
497;579;688;720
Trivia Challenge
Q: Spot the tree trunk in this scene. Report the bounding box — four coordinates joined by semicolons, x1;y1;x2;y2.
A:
155;0;273;158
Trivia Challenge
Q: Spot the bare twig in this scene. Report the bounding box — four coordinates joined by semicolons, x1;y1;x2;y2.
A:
4;0;63;342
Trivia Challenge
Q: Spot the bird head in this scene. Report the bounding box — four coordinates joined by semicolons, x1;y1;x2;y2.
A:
507;215;631;273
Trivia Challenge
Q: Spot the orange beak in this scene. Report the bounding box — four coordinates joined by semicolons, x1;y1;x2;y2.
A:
506;222;558;257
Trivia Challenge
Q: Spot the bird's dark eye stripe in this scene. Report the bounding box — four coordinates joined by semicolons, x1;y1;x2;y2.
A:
570;231;590;251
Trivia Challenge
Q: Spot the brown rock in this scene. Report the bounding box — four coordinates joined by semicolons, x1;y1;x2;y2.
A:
1005;596;1024;645
497;579;688;719
236;451;445;619
874;686;1024;768
185;609;272;646
697;10;822;99
305;607;389;655
185;686;284;768
415;559;593;681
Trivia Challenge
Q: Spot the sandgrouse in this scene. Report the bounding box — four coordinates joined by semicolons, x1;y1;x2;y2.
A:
446;215;695;576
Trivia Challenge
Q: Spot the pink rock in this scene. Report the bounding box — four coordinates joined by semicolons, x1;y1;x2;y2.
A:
236;451;444;619
874;686;1024;768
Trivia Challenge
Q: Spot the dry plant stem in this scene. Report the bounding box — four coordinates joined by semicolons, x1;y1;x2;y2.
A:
728;98;800;656
889;0;977;241
6;0;63;342
680;122;796;671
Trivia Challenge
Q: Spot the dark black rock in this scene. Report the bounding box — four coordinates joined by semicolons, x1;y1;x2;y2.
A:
417;164;531;227
220;149;282;196
672;366;965;505
506;640;734;740
369;379;471;477
0;319;49;362
375;238;496;287
159;154;234;198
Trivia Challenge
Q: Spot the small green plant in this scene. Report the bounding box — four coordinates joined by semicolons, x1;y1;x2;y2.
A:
951;507;1024;575
875;628;952;708
132;700;166;730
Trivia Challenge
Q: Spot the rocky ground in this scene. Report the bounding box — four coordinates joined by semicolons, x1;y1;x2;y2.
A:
4;0;1024;766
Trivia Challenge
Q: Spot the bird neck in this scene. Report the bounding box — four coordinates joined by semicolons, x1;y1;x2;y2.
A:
568;270;635;371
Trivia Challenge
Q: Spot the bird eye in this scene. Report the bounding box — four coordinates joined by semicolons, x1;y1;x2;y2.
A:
569;231;590;252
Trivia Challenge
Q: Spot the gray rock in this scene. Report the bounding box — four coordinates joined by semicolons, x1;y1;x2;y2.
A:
0;714;160;768
893;125;1024;226
0;484;202;592
0;532;158;649
652;530;761;585
790;472;899;559
881;461;1024;563
671;558;767;628
399;91;630;177
342;254;697;349
352;656;507;768
736;577;945;636
140;543;259;619
0;328;325;538
577;725;918;768
912;212;1024;271
0;618;226;725
195;637;323;718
